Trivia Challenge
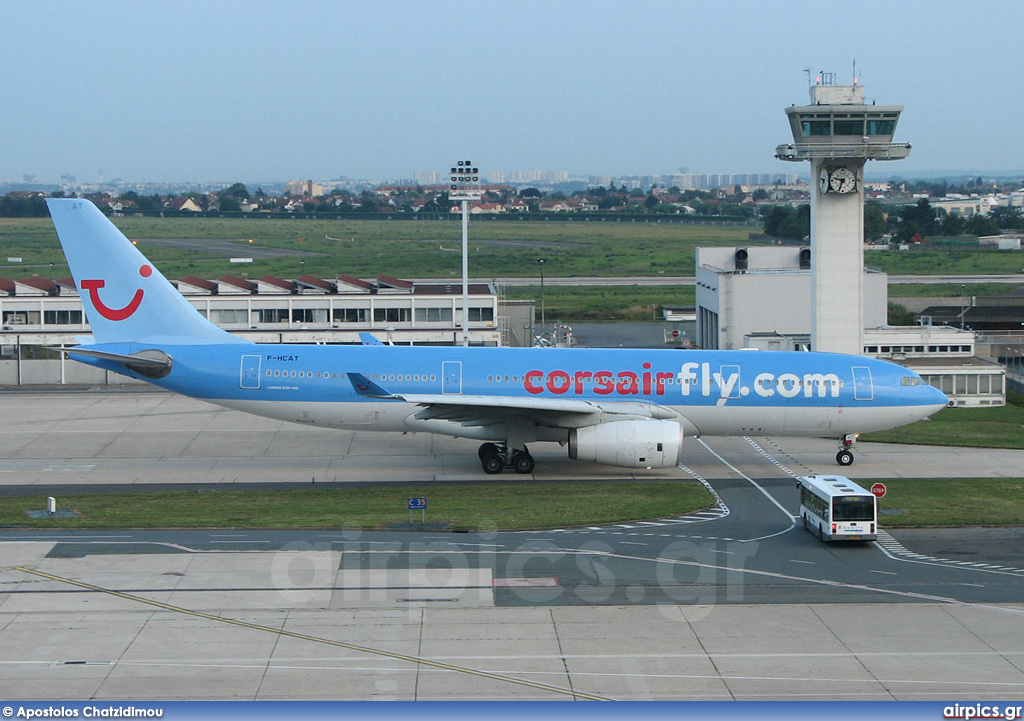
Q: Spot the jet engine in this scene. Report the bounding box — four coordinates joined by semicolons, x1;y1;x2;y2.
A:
568;420;683;469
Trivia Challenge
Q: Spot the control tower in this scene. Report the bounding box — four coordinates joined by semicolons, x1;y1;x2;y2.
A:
776;73;910;355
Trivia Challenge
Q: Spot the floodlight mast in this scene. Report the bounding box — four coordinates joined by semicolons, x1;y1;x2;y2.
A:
449;160;481;347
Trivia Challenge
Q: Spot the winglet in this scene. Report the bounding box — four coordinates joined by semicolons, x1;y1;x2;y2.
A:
358;332;384;346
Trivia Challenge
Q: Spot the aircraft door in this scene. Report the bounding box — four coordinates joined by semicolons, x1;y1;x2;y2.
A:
717;364;741;400
240;354;261;390
442;361;462;394
851;366;874;401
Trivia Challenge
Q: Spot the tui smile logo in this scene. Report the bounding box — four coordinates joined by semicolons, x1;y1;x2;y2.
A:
80;264;152;321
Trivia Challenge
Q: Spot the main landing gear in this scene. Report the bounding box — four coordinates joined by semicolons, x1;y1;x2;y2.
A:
835;433;858;466
478;442;535;475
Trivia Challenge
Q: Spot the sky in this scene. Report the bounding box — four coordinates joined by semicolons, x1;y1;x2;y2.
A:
2;0;1022;185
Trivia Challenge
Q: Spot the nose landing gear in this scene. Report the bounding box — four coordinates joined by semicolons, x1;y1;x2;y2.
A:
478;442;535;475
836;433;858;466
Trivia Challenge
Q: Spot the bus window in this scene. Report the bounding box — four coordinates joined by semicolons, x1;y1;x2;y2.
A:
832;496;875;522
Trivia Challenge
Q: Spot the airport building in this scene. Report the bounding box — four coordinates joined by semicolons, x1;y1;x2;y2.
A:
695;246;888;351
0;273;535;386
695;245;1005;407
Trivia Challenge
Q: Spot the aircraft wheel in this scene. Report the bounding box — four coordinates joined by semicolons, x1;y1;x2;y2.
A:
481;454;504;475
512;451;535;475
836;450;854;466
478;442;501;460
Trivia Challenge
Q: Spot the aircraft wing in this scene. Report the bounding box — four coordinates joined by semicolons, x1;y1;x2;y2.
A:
397;393;692;431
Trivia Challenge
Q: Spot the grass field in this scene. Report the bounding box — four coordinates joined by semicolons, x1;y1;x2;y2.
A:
5;214;1024;281
888;282;1023;298
861;391;1024;449
2;481;714;531
878;478;1024;527
502;284;695;320
866;248;1024;276
8;477;1024;530
0;215;751;280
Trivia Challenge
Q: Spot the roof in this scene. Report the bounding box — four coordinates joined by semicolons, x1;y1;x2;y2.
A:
413;283;493;296
176;275;218;293
0;277;14;294
899;356;1004;371
377;274;414;290
918;306;964;320
218;275;257;292
258;275;295;292
17;277;56;293
964;306;1024;323
336;274;374;292
296;274;335;292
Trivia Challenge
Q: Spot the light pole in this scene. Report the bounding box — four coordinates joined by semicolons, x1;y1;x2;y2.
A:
449;160;481;347
538;258;546;331
960;283;966;331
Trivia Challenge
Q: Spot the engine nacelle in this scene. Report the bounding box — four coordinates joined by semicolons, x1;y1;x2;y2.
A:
568;420;683;469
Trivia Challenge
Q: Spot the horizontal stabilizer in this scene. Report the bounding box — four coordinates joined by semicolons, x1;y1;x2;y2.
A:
55;347;172;378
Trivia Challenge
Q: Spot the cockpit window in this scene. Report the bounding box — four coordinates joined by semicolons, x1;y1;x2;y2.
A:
900;376;921;386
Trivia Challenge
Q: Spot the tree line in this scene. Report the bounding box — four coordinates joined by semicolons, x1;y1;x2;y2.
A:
763;199;1022;244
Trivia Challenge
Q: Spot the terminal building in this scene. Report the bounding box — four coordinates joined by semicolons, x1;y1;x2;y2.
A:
0;273;535;386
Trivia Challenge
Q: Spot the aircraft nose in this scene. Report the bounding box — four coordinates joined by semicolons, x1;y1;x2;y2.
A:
925;383;948;409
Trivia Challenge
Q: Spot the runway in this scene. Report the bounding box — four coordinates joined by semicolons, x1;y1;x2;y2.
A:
2;390;1024;700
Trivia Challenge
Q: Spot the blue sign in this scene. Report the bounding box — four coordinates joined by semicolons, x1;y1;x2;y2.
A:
408;497;427;510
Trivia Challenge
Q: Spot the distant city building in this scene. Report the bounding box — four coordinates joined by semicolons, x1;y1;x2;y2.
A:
414;170;442;185
284;180;326;197
584;172;798;191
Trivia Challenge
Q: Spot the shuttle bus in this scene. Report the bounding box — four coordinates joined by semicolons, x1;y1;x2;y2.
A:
797;475;877;542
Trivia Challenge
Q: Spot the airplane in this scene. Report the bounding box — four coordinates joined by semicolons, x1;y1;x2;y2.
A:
45;198;948;474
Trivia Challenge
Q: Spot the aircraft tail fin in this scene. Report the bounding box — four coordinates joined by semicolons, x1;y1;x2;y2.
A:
46;199;243;345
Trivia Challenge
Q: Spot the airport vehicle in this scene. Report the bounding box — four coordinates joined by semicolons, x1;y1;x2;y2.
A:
46;199;947;474
797;475;878;541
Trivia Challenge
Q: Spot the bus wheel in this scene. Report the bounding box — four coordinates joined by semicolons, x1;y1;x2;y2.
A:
836;450;854;466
